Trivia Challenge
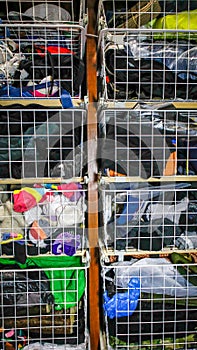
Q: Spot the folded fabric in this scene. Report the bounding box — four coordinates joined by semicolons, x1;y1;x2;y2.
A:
44;183;82;201
0;200;25;235
0;232;23;244
52;231;81;256
13;187;46;212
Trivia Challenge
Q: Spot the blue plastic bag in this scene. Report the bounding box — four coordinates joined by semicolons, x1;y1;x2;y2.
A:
103;277;140;319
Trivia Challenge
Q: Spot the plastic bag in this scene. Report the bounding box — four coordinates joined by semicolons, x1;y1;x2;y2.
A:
103;277;140;319
114;258;197;297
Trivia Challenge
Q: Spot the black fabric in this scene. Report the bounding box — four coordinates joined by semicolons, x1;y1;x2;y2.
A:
177;137;197;175
0;104;53;135
99;116;166;178
14;47;85;96
159;0;197;13
105;48;197;100
0;108;85;178
0;267;54;317
179;201;197;234
114;218;182;251
107;301;197;344
1;242;27;264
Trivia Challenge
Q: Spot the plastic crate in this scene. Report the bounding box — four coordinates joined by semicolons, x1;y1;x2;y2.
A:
101;254;197;349
0;107;87;180
0;256;89;349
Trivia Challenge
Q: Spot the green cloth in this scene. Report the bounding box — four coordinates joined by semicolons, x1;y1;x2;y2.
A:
109;334;197;350
151;9;197;41
141;292;197;308
171;252;197;287
0;255;86;309
153;9;197;30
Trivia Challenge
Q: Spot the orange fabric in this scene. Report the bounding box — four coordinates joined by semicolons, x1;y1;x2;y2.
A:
163;151;177;176
30;220;47;240
107;169;125;177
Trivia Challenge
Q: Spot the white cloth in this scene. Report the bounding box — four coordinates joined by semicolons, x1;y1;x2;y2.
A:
24;4;71;22
43;195;86;226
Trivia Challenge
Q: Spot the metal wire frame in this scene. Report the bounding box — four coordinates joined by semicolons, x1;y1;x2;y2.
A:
0;263;89;349
0;107;87;181
97;0;197;30
1;0;86;25
99;184;197;256
98;107;197;180
0;186;88;257
98;28;197;102
101;257;197;350
0;23;86;99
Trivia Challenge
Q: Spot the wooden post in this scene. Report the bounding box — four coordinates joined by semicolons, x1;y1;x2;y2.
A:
87;1;100;349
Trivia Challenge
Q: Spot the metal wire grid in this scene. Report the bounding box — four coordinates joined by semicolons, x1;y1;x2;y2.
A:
0;263;89;348
99;184;197;254
98;108;197;179
98;28;197;102
97;0;197;30
101;258;197;350
0;22;86;99
0;186;88;257
0;0;85;24
0;108;86;180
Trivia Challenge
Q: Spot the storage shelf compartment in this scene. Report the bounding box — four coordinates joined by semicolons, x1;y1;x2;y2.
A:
101;253;197;349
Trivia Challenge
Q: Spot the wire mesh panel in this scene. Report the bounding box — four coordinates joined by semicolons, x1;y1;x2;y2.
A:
98;28;197;102
0;25;85;100
0;258;89;349
102;254;197;349
0;186;87;259
1;0;85;25
98;107;197;179
0;108;86;180
99;183;197;254
0;0;86;100
98;0;197;30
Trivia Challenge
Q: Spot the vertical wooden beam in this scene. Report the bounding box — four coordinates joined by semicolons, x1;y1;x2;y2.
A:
87;1;100;350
